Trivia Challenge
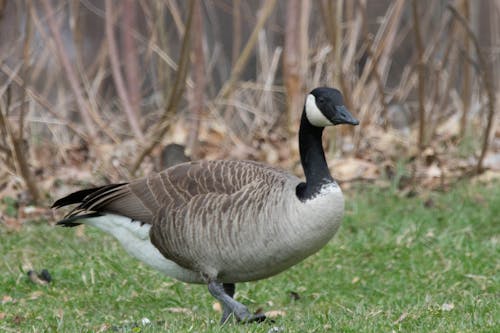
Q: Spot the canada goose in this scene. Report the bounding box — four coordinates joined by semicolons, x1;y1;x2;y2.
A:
52;87;359;324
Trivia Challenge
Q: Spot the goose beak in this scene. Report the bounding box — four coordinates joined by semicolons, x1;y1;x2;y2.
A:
331;105;359;126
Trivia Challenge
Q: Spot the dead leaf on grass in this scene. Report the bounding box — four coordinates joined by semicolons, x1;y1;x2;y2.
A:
1;295;14;305
393;311;409;324
18;205;52;221
1;216;22;232
11;315;24;325
165;307;192;315
28;291;44;300
96;323;111;333
212;302;222;313
441;303;454;311
265;310;286;318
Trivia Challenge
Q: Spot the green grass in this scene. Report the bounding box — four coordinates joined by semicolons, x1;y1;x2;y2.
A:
1;182;498;332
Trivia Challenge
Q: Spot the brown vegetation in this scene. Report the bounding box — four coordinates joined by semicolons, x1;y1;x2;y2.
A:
0;1;498;226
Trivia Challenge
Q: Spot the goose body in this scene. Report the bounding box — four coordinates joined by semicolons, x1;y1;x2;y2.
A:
53;87;359;323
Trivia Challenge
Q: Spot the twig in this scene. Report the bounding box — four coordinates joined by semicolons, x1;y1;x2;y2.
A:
105;0;144;141
186;0;205;158
0;89;14;171
166;0;185;36
448;5;496;174
131;0;196;174
353;0;405;98
412;0;426;151
80;0;187;81
232;0;242;65
283;0;303;132
30;3;119;143
0;64;87;139
70;0;85;72
0;87;40;203
217;0;277;101
40;0;96;137
19;0;33;141
459;0;471;138
122;0;142;128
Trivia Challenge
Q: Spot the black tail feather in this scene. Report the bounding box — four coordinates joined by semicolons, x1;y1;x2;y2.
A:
52;182;131;226
51;183;126;209
52;187;103;208
78;184;127;211
56;212;103;227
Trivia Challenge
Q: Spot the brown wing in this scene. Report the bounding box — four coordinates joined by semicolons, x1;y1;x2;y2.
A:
53;160;292;226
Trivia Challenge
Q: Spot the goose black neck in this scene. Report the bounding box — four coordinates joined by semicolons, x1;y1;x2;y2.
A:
296;111;334;201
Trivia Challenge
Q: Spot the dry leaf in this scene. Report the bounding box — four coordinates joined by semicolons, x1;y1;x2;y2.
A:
441;303;454;311
436;114;460;139
267;326;285;333
331;158;379;181
393;311;408;324
165;307;192;315
1;295;13;305
29;291;44;300
96;323;111;333
212;302;222;313
265;310;286;318
472;170;500;184
1;216;22;232
18;206;52;221
140;317;151;325
426;164;442;178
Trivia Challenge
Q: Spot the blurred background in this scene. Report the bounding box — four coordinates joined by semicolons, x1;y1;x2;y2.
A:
0;0;498;221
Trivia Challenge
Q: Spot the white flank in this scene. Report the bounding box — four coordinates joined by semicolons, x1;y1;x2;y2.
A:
81;214;202;283
305;94;333;127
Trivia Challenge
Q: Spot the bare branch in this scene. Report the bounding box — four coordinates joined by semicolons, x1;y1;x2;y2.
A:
0;87;40;203
40;0;96;137
105;0;144;141
458;0;471;138
448;5;497;174
283;0;307;132
231;0;242;65
131;0;196;174
217;0;277;101
122;0;142;126
186;0;205;158
0;64;87;139
412;0;426;151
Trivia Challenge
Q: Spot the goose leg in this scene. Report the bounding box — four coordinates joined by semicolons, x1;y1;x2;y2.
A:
208;281;266;324
220;283;235;323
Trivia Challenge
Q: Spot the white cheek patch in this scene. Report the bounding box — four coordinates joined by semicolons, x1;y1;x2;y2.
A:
305;94;333;127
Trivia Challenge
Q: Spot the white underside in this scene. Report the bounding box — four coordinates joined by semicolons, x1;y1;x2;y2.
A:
81;214;203;283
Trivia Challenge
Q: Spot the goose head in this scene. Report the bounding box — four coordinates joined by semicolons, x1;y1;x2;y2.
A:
305;87;359;127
